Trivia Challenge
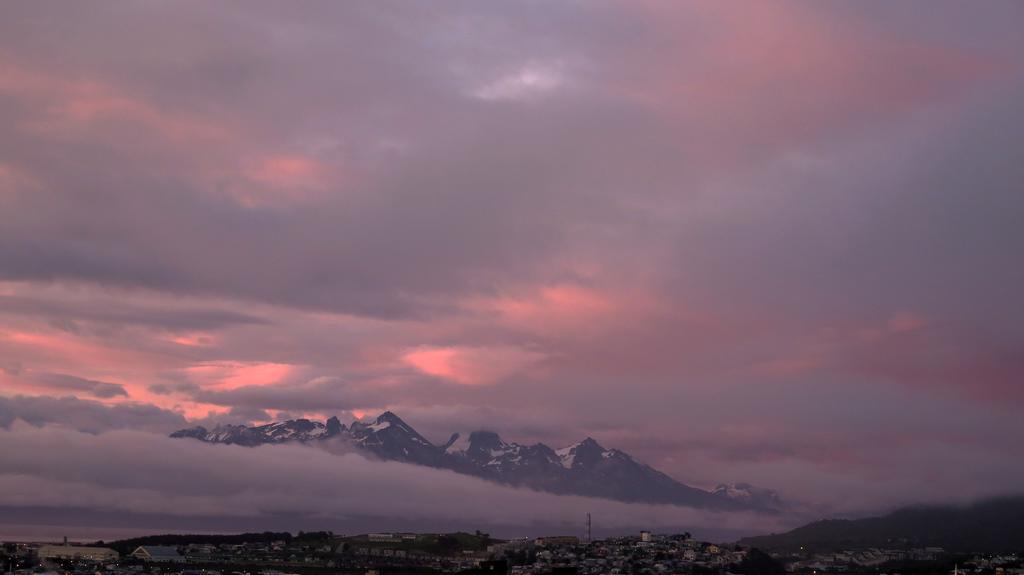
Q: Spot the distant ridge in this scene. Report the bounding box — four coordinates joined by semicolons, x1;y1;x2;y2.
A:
739;496;1024;553
170;411;781;512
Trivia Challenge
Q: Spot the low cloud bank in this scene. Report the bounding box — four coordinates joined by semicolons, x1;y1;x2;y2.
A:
0;423;790;540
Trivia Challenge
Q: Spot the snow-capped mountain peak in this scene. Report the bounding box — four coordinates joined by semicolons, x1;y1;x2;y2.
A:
712;482;783;509
558;436;616;469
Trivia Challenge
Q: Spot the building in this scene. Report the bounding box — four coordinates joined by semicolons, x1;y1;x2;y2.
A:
130;546;185;563
640;531;652;543
535;537;579;547
459;560;509;574
37;544;119;562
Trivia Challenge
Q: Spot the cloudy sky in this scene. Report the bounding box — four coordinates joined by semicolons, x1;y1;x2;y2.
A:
1;1;1023;540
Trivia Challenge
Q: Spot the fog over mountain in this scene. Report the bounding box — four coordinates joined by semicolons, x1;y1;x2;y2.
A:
0;421;789;542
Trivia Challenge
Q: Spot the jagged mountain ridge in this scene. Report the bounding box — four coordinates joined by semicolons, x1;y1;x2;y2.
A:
171;411;780;511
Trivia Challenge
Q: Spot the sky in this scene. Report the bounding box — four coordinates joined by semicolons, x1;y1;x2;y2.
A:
1;1;1023;541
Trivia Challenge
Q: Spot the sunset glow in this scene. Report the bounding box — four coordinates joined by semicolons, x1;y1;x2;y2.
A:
1;0;1022;543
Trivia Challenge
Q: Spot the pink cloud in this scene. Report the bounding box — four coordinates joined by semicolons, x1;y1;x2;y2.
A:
609;1;1004;165
402;345;546;385
749;314;1023;402
0;328;165;374
0;57;342;211
43;83;228;142
0;59;229;143
246;154;327;188
182;361;296;390
167;332;218;347
466;283;619;336
227;153;339;207
888;311;928;333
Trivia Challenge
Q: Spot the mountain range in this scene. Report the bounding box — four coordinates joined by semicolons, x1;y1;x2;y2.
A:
738;496;1024;553
170;411;782;512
